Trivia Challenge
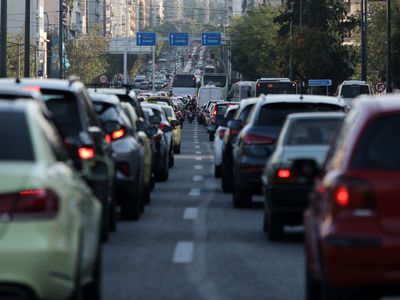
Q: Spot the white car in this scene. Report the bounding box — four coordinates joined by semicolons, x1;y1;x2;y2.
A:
213;105;239;177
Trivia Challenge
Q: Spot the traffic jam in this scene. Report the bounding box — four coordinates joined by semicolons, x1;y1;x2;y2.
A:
1;43;400;300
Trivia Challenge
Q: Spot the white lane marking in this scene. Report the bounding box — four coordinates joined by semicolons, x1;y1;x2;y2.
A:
195;157;202;160
195;165;203;170
189;188;201;196
183;207;198;220
193;175;203;181
173;241;194;263
196;151;202;154
195;146;200;148
194;141;199;143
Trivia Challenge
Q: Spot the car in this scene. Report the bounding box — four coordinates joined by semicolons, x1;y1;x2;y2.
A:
160;105;182;154
0;77;116;243
207;101;239;141
213;105;239;178
262;112;345;241
154;81;165;90
203;100;225;127
146;96;174;107
0;99;105;300
140;81;150;90
134;76;146;88
220;98;259;193
335;80;371;108
305;94;400;299
89;92;146;220
142;107;170;182
232;94;346;208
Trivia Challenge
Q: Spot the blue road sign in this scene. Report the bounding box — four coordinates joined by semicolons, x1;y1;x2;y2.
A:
202;32;222;46
137;32;156;46
169;32;189;46
37;70;43;77
309;79;332;86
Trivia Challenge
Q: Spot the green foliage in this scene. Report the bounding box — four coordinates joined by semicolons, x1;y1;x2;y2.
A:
65;25;109;84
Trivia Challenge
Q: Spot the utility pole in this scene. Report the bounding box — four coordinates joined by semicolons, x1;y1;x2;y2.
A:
300;0;303;27
290;21;294;81
24;0;31;77
18;43;21;78
0;0;7;77
59;0;63;79
387;0;392;93
361;0;366;81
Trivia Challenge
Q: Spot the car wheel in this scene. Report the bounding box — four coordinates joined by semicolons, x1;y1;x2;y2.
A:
232;182;252;208
175;142;181;154
214;165;222;178
221;155;233;193
306;267;320;300
120;193;141;221
157;158;169;182
83;246;101;300
209;131;214;141
267;212;283;241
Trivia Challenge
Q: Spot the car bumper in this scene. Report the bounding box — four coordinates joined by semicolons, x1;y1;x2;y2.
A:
235;156;267;193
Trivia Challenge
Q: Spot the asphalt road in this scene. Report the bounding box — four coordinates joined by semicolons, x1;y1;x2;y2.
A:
102;118;305;300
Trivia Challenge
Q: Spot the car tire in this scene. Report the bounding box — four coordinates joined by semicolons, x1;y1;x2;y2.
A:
221;155;233;193
157;158;169;182
144;186;151;204
175;142;181;154
209;131;214;142
100;206;109;243
83;246;101;300
214;165;222;178
189;119;192;123
233;182;252;208
263;211;269;233
120;193;141;221
267;212;283;241
306;267;320;300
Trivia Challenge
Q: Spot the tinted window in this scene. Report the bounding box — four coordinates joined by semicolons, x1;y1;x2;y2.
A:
226;109;237;120
239;104;255;123
94;102;119;122
351;114;400;170
257;103;343;127
340;85;370;98
256;82;297;96
41;91;83;135
173;75;197;87
162;107;173;118
287;119;342;145
203;75;227;87
217;104;229;115
0;112;34;161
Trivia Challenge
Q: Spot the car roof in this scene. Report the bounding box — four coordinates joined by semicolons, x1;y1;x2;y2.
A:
142;107;154;115
286;112;346;120
0;98;37;113
353;94;400;113
215;102;239;106
141;103;163;111
262;94;346;107
89;92;120;106
226;104;239;112
88;88;136;98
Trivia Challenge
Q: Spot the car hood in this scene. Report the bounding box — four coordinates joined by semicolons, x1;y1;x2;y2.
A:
280;145;330;170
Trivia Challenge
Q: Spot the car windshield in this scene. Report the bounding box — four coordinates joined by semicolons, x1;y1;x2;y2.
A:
257;103;344;127
0;112;34;161
203;75;227;87
287;119;342;145
340;85;370;98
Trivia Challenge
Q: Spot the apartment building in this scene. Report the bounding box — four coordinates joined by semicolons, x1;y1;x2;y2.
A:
225;0;242;24
163;0;184;21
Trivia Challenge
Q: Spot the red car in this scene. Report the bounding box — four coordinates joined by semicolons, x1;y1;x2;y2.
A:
304;94;400;300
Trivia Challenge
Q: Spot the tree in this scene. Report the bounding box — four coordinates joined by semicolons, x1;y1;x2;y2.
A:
65;25;109;84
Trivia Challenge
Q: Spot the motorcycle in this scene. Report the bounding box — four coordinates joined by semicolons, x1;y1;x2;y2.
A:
188;111;194;123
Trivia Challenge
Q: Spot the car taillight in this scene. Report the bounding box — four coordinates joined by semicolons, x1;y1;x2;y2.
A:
219;129;226;139
0;189;59;220
79;147;94;159
112;128;125;140
201;111;204;114
23;86;41;91
278;169;291;178
273;169;298;183
154;134;161;143
230;128;239;136
213;107;217;116
105;134;112;143
243;134;275;145
333;179;376;209
117;162;130;177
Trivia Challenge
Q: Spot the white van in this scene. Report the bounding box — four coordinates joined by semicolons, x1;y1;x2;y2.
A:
197;85;223;108
336;80;371;108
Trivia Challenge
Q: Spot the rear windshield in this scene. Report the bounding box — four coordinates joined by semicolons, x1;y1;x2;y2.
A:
226;109;237;120
41;91;83;135
257;103;343;127
162;107;173;118
0;112;34;161
238;104;255;123
351;114;400;170
287;119;342;145
240;87;252;99
93;102;119;122
340;85;370;98
216;104;234;115
149;99;170;106
116;94;134;107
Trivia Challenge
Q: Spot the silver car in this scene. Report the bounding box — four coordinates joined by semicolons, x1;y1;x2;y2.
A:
262;112;345;241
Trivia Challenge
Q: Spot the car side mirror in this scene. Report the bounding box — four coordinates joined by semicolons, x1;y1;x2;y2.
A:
104;121;121;134
170;120;180;127
216;118;228;127
149;115;161;125
228;120;242;130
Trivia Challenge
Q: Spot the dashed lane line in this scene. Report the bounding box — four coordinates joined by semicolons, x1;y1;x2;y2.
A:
172;241;194;264
189;188;201;196
183;207;198;220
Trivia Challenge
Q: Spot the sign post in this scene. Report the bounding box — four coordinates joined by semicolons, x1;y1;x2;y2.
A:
169;33;189;46
308;79;333;95
99;74;108;84
374;81;386;93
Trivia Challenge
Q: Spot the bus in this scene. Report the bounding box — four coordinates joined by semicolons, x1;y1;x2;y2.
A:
231;81;253;101
172;74;197;98
251;78;298;97
201;73;229;100
204;65;216;73
157;58;167;69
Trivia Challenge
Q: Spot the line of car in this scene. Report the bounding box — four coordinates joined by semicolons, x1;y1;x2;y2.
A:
207;92;400;299
0;77;182;300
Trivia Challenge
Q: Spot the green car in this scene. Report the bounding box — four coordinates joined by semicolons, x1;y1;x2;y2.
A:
0;99;107;300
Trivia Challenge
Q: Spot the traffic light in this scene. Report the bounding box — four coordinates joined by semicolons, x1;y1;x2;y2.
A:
166;73;170;79
188;53;192;58
207;48;210;51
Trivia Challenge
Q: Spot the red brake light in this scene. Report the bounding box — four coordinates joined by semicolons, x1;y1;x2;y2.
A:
78;147;94;159
154;134;161;143
230;128;239;136
227;104;233;106
160;123;168;131
333;179;376;209
243;134;275;145
105;134;112;143
23;86;41;91
219;129;227;139
257;83;260;87
278;170;291;178
335;186;349;207
112;128;125;140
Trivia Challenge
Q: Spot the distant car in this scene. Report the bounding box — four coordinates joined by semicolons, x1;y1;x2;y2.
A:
336;80;371;108
305;94;400;299
140;81;150;90
161;105;182;154
232;95;346;208
262;112;345;240
0;99;103;300
207;101;239;141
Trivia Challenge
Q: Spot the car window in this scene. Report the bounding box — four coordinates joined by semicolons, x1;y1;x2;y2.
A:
257;103;343;127
238;104;255;123
351;114;400;170
94;102;119;122
287;119;342;145
162;107;173;118
226;109;237;120
0;112;34;161
340;85;370;98
217;105;230;115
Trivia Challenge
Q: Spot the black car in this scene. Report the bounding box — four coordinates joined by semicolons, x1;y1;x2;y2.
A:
207;101;239;141
0;78;117;243
220;98;258;193
231;94;346;208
